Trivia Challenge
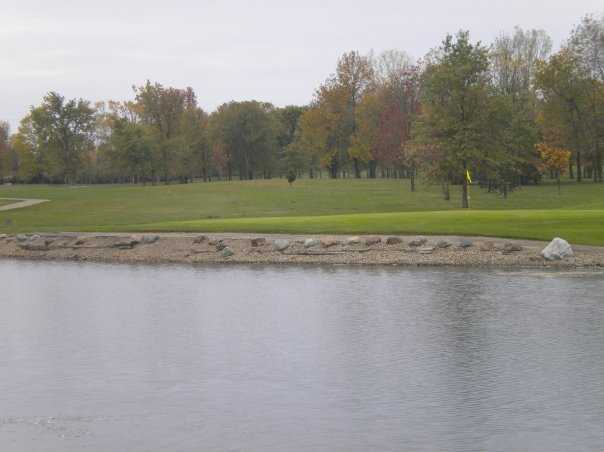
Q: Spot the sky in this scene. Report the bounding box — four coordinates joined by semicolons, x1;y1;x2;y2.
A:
2;0;602;130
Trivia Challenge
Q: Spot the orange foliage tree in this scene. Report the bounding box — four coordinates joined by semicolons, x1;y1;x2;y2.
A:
536;143;571;194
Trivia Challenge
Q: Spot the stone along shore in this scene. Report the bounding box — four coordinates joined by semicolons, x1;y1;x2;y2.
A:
1;232;603;268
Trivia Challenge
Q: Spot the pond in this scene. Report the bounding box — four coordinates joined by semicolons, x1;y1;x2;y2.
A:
1;260;604;451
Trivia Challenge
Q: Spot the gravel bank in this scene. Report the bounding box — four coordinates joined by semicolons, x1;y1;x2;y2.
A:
1;232;603;269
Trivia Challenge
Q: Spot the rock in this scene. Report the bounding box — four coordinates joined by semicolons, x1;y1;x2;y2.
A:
251;237;266;247
193;235;208;244
436;240;452;249
346;236;361;245
215;242;227;251
221;247;234;258
419;246;435;255
502;242;522;254
142;235;160;244
209;238;222;246
321;237;339;248
18;236;52;251
409;237;428;247
304;238;320;248
0;234;8;240
16;234;29;242
75;238;86;246
364;236;382;246
386;236;403;245
541;238;573;261
112;238;139;250
458;239;473;249
479;241;495;252
273;239;291;252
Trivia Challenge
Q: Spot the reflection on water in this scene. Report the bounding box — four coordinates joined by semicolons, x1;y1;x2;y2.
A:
1;260;603;452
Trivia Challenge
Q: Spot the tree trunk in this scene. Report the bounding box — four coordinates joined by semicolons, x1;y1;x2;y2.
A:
442;180;450;201
576;150;582;182
353;158;361;178
410;169;416;192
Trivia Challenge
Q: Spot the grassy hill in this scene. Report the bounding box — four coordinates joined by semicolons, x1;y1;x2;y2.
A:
1;178;603;245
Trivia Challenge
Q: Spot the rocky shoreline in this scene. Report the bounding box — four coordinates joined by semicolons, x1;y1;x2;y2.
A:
1;232;603;269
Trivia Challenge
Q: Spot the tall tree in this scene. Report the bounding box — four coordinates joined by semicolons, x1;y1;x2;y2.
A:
207;101;277;180
536;49;593;182
415;31;492;208
568;14;604;181
133;81;191;182
29;92;96;183
0;121;9;181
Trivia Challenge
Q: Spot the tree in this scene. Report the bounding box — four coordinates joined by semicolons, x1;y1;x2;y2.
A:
536;49;593;182
11;115;45;182
286;169;297;186
351;59;421;182
293;51;374;179
568;14;604;181
207;101;278;180
108;119;155;183
491;27;552;98
29;92;96;183
536;143;571;193
0;121;10;181
133;81;192;183
415;31;492;208
274;105;305;176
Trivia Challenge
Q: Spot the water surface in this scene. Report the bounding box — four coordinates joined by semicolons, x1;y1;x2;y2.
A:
1;260;604;451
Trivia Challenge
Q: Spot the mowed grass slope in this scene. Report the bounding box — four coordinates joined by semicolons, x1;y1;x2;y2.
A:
1;179;603;245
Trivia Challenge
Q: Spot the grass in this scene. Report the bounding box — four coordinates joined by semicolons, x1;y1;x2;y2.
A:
0;199;16;207
0;178;603;245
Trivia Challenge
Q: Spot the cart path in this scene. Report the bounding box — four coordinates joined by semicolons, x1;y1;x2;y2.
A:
0;198;50;212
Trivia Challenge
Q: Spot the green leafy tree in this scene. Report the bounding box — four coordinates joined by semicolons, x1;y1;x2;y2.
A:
415;31;492;208
29;92;96;183
207;101;278;180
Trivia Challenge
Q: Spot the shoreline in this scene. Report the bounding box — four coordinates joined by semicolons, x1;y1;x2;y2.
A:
1;232;603;269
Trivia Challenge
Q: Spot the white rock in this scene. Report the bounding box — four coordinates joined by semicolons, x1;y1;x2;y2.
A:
273;239;291;252
541;238;574;261
304;238;320;248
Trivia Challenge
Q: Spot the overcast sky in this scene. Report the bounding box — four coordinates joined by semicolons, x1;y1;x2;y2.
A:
2;0;602;129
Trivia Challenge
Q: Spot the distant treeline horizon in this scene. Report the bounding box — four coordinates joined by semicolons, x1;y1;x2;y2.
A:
0;13;602;207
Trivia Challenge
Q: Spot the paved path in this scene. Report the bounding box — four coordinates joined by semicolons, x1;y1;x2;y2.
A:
0;198;50;212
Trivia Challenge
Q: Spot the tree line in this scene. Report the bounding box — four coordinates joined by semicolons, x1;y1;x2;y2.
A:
0;14;602;207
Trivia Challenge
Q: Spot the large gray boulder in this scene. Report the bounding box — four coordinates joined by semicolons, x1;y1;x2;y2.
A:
541;238;573;261
273;239;291;252
304;238;320;248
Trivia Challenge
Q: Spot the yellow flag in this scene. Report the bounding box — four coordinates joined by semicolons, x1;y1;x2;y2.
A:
465;170;472;184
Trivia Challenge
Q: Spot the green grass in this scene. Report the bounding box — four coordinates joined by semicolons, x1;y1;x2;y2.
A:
1;178;603;245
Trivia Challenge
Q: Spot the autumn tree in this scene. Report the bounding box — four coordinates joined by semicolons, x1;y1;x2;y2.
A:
536;49;593;182
293;51;373;179
351;52;420;184
536;143;571;193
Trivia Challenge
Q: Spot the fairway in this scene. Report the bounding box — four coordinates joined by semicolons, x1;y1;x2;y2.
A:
1;179;603;245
